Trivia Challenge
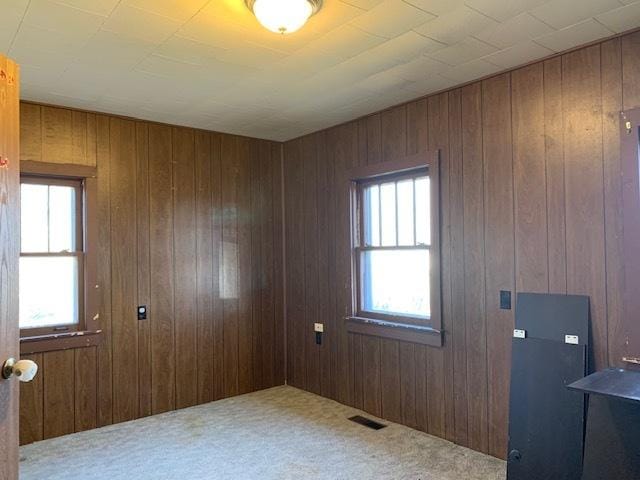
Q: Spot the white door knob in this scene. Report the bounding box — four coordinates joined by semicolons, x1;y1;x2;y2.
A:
2;358;38;382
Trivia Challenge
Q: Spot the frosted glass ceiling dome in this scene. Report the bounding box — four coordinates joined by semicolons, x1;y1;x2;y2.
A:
245;0;322;34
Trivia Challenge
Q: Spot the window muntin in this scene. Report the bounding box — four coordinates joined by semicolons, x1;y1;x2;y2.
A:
19;176;84;333
356;169;430;323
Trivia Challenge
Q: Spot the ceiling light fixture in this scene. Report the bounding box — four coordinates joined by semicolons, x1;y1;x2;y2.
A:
245;0;322;35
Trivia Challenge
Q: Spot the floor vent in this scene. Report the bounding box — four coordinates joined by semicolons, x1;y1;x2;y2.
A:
348;415;386;430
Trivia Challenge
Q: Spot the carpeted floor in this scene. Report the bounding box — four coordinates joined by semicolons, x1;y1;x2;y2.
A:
20;385;505;480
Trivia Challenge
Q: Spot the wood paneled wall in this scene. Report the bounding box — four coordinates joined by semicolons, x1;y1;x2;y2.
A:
283;31;640;460
18;103;285;445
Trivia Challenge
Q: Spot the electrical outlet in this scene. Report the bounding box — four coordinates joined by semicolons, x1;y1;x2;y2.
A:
314;323;324;333
565;335;579;345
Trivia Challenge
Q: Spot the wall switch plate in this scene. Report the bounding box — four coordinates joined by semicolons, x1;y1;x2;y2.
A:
314;323;324;333
500;290;512;310
137;306;147;320
565;335;579;345
513;329;526;339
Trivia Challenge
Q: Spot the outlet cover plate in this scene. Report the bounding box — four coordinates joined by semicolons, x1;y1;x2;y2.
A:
565;335;579;345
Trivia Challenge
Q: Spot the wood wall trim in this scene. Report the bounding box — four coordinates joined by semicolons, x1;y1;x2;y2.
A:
346;318;442;346
20;330;102;355
18;162;101;352
20;160;96;178
347;151;430;180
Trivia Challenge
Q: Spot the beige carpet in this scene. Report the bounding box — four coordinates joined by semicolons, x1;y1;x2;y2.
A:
20;385;505;480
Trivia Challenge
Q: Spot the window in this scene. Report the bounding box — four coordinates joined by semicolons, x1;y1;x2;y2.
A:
19;161;100;354
348;152;441;346
20;176;83;334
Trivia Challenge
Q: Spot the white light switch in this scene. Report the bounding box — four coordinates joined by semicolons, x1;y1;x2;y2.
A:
314;323;324;333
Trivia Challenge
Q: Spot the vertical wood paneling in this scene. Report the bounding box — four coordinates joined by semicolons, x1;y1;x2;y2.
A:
512;64;548;293
74;347;97;433
136;121;152;418
173;128;198;408
352;334;364;410
303;134;321;395
618;32;640;367
271;143;286;386
195;132;214;403
41;107;73;165
149;124;176;414
267;144;282;388
43;350;75;439
399;342;417;429
250;141;263;391
221;136;240;397
426;93;449;441
19;354;43;445
260;141;277;389
381;105;407;161
95;115;113;427
380;339;402;424
617;32;640;366
622;31;640;108
562;46;608;371
211;134;225;400
38;106;96;166
366;114;382;164
448;88;468;447
361;336;381;416
281;27;640;465
407;99;428;155
19;106;286;447
237;138;253;395
461;82;488;453
414;345;428;433
316;132;333;398
332;122;358;407
543;57;567;295
19;103;42;162
482;73;514;459
602;38;623;368
284;138;305;389
110;118;138;423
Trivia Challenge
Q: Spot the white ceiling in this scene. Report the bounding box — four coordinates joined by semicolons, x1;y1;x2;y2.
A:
1;0;638;141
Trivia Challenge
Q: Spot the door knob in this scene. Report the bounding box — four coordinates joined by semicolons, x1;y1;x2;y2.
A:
2;358;38;382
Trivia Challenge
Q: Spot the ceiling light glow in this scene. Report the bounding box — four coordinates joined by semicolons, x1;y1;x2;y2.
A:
246;0;322;34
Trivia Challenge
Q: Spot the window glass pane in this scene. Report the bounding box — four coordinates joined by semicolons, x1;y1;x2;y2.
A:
19;256;79;329
397;179;414;245
380;182;396;246
49;185;77;252
363;184;380;246
362;249;430;318
21;184;49;253
415;177;430;245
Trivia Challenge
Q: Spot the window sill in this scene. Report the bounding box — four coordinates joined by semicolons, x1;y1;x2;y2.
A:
20;329;102;355
346;316;443;347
